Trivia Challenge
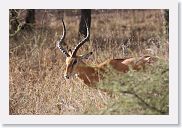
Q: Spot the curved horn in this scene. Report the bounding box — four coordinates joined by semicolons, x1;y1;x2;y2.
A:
56;19;70;57
72;20;89;57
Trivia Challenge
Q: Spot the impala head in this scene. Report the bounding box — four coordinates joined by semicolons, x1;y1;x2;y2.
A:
57;19;92;79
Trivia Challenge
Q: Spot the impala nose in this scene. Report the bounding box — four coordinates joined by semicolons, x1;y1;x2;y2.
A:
64;74;69;79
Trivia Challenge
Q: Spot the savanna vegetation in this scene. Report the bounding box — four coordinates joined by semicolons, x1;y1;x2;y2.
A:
9;9;169;115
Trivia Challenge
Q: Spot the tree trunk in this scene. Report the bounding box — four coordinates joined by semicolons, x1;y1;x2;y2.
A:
9;9;19;35
23;9;35;30
78;9;91;40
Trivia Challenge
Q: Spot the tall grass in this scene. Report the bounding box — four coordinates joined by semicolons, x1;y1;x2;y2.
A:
9;10;168;115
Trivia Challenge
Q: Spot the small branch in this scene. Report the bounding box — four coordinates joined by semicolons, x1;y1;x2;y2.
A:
9;22;25;37
120;90;167;114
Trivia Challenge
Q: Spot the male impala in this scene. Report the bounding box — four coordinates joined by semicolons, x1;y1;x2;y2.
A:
57;19;152;87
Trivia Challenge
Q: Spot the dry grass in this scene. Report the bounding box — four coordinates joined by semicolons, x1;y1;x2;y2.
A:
9;9;168;115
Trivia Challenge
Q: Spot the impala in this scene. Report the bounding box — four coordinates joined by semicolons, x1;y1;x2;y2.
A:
57;19;153;87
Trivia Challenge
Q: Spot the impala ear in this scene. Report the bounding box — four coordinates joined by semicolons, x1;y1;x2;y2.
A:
81;52;93;59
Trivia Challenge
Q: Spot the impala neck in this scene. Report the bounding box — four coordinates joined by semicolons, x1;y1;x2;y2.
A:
75;61;95;74
74;61;100;86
